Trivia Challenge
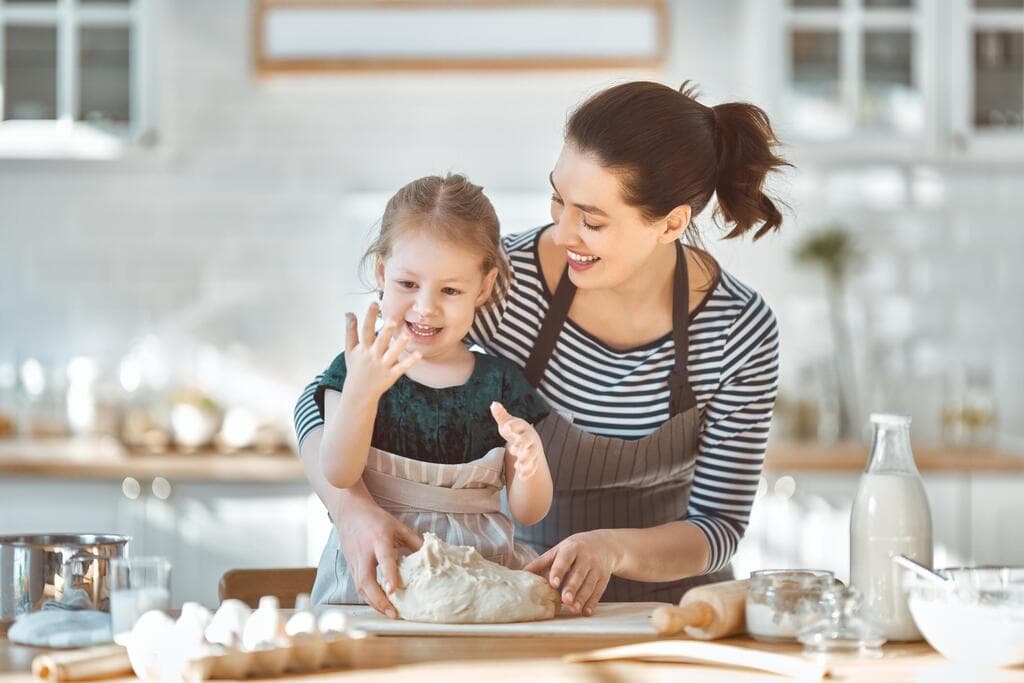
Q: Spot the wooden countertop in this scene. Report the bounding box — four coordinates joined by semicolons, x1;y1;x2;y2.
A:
0;438;307;483
1;437;1023;482
763;440;1024;473
0;632;984;683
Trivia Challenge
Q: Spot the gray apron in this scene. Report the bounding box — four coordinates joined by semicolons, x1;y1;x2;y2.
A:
516;240;733;602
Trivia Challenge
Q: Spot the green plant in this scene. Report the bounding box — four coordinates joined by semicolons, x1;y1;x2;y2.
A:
793;223;862;439
793;224;861;285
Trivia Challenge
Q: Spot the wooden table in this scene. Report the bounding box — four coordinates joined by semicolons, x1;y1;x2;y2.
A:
4;632;1021;683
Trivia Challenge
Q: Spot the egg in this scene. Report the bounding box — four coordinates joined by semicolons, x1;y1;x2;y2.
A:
204;599;252;650
317;607;350;636
285;593;326;672
242;596;289;650
125;610;174;681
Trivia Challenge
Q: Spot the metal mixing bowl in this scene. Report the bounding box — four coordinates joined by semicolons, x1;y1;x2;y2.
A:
905;566;1024;668
0;533;130;628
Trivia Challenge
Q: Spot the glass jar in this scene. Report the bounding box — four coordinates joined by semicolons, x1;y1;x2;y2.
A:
746;569;835;643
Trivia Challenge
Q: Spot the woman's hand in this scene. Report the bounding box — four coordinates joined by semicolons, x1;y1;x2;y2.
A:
344;302;421;399
524;530;623;617
336;493;422;618
490;401;543;479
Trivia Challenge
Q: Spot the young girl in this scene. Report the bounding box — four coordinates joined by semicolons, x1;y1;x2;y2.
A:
311;173;553;607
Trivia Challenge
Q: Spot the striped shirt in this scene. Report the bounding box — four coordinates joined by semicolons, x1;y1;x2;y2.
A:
294;225;779;574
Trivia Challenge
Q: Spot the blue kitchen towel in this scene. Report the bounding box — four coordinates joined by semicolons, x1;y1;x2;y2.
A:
7;587;113;648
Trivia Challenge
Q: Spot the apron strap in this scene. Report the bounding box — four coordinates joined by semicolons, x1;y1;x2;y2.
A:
362;469;503;514
668;240;697;413
523;247;577;388
523;236;696;415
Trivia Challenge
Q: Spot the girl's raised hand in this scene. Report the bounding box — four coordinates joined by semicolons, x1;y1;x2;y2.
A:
490;401;543;479
345;302;421;398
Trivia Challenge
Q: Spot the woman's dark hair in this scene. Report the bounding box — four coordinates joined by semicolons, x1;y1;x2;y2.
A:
566;81;790;245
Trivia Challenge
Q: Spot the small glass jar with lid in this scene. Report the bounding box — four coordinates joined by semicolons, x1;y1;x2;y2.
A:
746;569;835;643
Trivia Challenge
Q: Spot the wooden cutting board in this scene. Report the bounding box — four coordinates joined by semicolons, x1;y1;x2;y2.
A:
333;602;668;637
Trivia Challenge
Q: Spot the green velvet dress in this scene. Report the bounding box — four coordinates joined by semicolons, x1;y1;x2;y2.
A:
315;351;550;465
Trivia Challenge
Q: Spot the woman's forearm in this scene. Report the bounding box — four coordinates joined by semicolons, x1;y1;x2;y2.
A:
319;387;378;489
606;521;711;582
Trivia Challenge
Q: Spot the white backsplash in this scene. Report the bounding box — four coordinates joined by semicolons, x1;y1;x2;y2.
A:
1;0;1022;445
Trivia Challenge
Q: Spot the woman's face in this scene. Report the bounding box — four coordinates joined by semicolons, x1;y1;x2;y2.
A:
548;143;673;291
376;229;496;362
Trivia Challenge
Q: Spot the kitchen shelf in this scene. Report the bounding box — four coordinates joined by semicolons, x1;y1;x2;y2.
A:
764;440;1023;473
0;437;305;482
1;438;1022;481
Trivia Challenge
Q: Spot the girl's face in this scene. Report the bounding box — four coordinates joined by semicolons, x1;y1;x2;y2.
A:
375;229;497;362
548;143;685;291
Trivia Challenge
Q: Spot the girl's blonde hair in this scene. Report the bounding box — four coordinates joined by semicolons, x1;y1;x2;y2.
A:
361;173;510;305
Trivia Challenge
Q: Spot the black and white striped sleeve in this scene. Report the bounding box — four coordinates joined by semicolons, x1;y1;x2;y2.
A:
293;374;325;449
465;235;516;349
685;293;780;573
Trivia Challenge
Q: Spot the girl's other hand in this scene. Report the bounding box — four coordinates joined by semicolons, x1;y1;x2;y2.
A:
490;401;543;479
345;302;421;398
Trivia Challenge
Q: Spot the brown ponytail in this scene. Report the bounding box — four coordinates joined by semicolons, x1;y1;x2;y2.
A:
566;81;790;242
710;101;789;240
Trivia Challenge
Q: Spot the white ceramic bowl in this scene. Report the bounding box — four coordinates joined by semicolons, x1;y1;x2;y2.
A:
906;567;1024;668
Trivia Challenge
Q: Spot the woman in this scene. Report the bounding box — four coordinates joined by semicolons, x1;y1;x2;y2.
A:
294;81;786;618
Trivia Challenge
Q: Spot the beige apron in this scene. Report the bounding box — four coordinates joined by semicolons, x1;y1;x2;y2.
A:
516;240;733;603
312;446;537;605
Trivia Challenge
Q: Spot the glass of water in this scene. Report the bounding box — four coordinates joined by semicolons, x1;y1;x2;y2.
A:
109;556;172;645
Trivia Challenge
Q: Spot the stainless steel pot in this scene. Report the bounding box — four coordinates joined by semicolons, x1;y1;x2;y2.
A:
0;533;130;627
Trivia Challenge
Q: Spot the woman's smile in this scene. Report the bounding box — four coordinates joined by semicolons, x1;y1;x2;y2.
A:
567;248;601;271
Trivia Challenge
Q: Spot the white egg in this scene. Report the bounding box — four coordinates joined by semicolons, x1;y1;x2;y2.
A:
126;610;175;681
205;599;252;650
317;608;350;636
242;596;289;651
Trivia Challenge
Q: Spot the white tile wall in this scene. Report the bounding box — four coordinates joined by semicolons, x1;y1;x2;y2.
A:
0;0;1021;447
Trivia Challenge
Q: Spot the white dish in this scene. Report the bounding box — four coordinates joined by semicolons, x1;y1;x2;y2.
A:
906;566;1024;668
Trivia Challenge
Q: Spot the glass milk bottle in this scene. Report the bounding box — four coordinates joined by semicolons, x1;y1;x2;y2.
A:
849;413;932;641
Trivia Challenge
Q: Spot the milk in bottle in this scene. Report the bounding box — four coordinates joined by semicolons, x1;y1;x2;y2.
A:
849;413;932;641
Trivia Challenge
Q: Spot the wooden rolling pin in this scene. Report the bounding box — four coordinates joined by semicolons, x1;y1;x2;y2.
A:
32;644;132;682
652;579;749;639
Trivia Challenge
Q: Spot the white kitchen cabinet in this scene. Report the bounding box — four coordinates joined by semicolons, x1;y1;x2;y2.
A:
164;482;317;607
0;479;145;539
0;0;158;159
753;0;1024;160
968;473;1024;565
0;477;322;608
737;470;971;583
949;1;1024;157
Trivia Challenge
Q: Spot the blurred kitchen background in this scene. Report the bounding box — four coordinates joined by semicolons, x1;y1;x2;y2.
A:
1;0;1023;605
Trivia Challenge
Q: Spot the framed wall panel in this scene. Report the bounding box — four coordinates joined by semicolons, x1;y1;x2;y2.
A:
252;0;668;73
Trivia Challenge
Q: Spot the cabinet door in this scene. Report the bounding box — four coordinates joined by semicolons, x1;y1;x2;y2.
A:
0;478;145;539
969;474;1024;565
736;471;969;583
166;482;318;607
761;0;934;157
950;0;1024;156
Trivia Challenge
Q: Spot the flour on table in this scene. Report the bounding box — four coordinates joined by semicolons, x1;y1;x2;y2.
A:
388;533;559;624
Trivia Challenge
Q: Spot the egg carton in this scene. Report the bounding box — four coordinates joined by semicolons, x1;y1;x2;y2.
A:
182;630;369;680
127;596;369;682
